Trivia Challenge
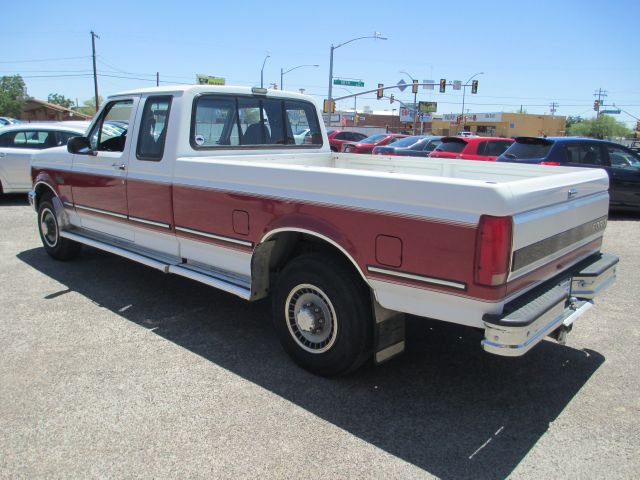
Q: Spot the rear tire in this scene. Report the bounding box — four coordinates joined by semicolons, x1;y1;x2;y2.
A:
37;195;81;260
272;253;372;376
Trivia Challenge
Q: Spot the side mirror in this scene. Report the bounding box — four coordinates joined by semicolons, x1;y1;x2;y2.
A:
67;136;94;155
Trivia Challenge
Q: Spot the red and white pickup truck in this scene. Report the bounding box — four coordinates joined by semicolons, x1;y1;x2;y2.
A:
29;85;618;376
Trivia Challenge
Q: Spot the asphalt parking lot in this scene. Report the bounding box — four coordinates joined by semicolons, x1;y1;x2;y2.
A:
1;193;638;479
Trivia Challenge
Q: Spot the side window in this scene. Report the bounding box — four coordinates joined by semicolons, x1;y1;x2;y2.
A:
566;143;603;166
88;100;133;152
608;145;640;170
55;131;80;147
9;130;51;149
484;140;512;157
476;141;487;156
137;96;172;161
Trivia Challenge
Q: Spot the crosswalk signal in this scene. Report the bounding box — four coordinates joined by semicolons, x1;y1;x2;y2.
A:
593;100;600;111
439;79;446;93
377;83;384;99
412;79;418;94
471;79;478;94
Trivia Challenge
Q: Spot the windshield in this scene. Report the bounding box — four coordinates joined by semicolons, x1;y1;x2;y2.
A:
434;140;466;153
503;141;553;160
359;134;387;144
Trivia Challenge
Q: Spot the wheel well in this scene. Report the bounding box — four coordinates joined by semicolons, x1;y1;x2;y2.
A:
34;183;56;208
250;231;368;300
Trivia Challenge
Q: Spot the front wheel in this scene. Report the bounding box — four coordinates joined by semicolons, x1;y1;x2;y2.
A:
38;196;81;260
272;253;372;376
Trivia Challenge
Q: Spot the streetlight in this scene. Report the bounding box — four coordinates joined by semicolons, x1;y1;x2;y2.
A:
280;64;319;91
400;70;419;134
260;53;270;88
461;71;484;130
328;32;387;124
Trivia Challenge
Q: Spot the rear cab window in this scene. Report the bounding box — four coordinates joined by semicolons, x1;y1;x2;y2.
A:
191;94;322;149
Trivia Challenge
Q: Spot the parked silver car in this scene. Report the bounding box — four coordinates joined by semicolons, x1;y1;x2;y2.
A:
0;122;89;194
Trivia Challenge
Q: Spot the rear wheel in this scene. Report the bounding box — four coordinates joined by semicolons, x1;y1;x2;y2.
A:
38;195;81;260
272;253;372;376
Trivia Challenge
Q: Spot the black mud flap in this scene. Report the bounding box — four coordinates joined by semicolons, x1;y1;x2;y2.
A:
372;297;405;364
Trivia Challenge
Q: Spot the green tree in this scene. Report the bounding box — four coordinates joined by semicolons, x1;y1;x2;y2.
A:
565;115;583;131
48;93;75;109
567;115;632;139
0;75;27;117
74;96;103;116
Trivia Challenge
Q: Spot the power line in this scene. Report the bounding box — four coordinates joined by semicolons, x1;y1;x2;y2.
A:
0;55;92;64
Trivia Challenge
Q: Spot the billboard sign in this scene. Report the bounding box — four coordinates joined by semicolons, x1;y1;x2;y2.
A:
196;74;226;85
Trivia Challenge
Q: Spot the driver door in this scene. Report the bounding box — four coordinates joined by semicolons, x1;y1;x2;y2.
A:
71;98;139;240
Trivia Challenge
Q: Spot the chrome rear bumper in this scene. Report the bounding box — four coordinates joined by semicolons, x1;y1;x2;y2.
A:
482;253;618;356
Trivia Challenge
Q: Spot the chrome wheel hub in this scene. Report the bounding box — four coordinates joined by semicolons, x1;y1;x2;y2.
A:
285;284;337;353
40;208;58;248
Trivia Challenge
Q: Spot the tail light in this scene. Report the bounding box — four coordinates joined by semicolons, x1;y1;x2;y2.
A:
474;215;513;286
540;161;560;166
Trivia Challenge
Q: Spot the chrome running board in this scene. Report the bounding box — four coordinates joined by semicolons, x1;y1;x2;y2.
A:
60;229;252;300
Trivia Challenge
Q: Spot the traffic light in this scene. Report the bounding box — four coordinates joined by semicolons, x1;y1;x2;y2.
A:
377;83;384;99
439;79;446;93
636;120;640;131
412;79;418;94
390;94;395;104
594;100;600;111
471;79;478;94
323;100;336;113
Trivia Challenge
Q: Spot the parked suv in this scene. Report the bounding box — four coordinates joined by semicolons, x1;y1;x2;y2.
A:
497;136;640;211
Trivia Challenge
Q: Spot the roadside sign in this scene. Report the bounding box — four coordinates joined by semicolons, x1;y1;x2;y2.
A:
423;80;434;90
333;78;365;87
600;109;621;114
196;74;225;85
419;101;437;113
453;80;462;91
322;113;341;123
397;79;407;92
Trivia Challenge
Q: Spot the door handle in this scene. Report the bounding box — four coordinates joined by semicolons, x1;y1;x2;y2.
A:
112;163;126;170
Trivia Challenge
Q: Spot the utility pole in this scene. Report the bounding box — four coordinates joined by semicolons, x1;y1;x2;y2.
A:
593;88;608;119
549;101;558;117
156;72;159;87
90;31;100;112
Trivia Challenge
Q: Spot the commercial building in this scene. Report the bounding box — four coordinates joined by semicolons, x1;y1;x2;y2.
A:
431;112;566;137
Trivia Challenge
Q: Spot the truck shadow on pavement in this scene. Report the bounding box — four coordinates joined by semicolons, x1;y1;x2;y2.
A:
18;246;605;480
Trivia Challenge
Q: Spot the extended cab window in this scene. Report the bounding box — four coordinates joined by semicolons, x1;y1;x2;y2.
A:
89;100;133;152
137;96;172;161
191;95;322;149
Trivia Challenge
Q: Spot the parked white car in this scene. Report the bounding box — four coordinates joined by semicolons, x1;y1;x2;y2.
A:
0;122;89;194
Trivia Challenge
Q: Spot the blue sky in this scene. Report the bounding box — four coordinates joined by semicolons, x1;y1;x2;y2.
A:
3;0;639;126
